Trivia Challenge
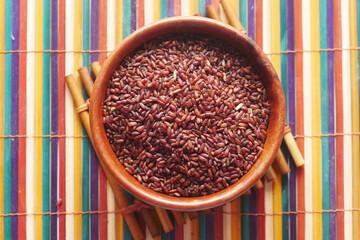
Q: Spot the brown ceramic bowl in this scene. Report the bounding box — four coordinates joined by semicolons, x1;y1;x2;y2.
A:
90;17;285;211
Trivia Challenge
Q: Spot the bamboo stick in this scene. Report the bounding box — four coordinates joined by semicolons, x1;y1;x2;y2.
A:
220;0;246;34
90;61;101;78
172;211;186;225
274;150;291;174
187;211;199;220
254;180;264;190
89;62;177;232
243;189;252;196
203;209;212;214
265;165;277;181
155;208;174;233
140;208;162;238
65;74;145;240
78;67;94;97
207;3;291;179
206;5;221;21
284;125;305;167
77;66;162;238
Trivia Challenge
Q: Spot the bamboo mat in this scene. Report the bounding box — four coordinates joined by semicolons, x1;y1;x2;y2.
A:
1;0;359;239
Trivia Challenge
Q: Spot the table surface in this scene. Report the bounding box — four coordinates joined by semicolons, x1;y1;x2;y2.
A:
1;0;360;239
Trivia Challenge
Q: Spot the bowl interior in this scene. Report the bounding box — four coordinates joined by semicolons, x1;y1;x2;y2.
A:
90;17;285;211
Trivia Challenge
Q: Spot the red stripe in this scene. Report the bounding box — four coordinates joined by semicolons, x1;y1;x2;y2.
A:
175;222;184;240
214;206;223;240
256;188;265;240
212;0;219;12
58;0;66;239
254;3;265;239
99;0;107;64
174;0;181;16
255;0;262;48
18;0;27;239
138;0;144;28
333;0;344;239
99;168;108;239
98;1;108;238
294;0;305;239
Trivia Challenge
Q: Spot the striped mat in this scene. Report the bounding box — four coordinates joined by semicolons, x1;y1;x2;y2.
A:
1;0;360;239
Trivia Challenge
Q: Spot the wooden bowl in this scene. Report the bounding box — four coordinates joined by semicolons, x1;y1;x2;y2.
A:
90;17;285;211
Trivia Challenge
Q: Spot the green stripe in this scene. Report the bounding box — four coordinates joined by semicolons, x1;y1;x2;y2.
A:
239;0;247;31
161;228;168;240
280;0;289;239
82;0;90;239
319;0;329;239
122;3;133;239
123;191;133;240
160;0;167;19
198;0;205;16
4;0;12;238
123;0;131;38
199;213;206;239
42;0;51;239
241;197;250;240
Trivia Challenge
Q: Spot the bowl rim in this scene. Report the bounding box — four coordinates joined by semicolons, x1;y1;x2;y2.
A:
90;16;285;211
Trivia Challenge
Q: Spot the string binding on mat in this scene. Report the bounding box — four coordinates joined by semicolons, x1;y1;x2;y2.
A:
284;124;292;135
76;98;91;114
120;199;151;216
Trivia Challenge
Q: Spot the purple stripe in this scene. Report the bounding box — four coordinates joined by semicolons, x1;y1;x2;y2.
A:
12;0;20;238
131;0;137;33
168;0;174;17
168;214;176;240
248;1;257;237
286;0;297;239
327;0;336;239
206;212;214;240
90;0;99;62
248;192;257;240
90;0;99;238
204;0;212;17
248;0;255;40
50;0;59;238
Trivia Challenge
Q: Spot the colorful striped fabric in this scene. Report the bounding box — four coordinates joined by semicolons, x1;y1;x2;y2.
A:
1;0;360;239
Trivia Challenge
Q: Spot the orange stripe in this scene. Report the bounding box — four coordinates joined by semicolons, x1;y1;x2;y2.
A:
174;0;181;16
98;1;108;238
138;0;144;28
18;0;27;238
255;0;262;49
212;0;220;12
334;0;344;239
294;0;305;239
255;1;264;239
231;198;241;240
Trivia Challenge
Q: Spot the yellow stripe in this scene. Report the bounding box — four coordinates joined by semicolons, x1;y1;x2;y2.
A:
231;198;241;240
35;0;44;238
115;1;124;237
116;0;123;45
229;0;239;18
270;0;282;239
190;0;198;16
153;0;160;21
0;0;5;238
116;203;123;240
350;0;360;238
310;0;322;239
74;0;83;239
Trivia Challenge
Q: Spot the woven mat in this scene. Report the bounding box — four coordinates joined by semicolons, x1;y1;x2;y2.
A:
0;0;359;239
